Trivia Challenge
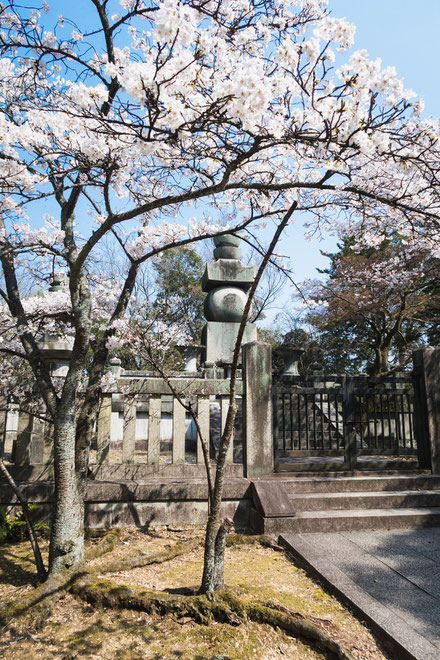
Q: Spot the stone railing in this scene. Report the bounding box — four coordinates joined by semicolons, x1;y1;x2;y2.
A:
92;375;244;478
2;341;273;480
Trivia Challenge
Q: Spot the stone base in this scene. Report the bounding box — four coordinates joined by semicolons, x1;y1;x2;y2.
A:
0;476;252;530
201;322;257;365
85;499;250;529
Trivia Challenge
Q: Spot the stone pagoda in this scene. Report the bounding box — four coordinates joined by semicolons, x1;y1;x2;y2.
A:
201;234;257;366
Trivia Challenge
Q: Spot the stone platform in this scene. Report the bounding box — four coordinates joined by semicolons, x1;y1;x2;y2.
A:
281;529;440;660
4;470;440;535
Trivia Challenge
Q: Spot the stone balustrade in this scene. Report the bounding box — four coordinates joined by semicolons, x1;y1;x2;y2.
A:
2;341;274;480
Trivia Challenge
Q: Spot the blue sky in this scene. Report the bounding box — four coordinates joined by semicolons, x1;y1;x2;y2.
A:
332;0;440;117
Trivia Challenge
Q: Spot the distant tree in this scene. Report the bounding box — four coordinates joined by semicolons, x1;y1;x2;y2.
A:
110;247;206;371
303;236;440;375
153;247;205;342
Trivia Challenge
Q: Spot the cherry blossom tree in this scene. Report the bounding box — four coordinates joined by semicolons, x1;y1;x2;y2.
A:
0;0;440;583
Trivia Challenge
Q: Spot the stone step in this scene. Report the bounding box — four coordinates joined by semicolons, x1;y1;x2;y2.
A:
277;459;420;472
252;506;440;535
290;490;440;512
280;474;440;494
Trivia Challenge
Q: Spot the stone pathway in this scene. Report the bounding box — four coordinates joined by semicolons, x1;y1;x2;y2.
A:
281;528;440;660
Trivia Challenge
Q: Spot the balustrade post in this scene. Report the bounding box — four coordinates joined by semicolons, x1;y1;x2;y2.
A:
97;393;111;464
148;395;161;465
172;397;186;465
412;348;440;472
342;376;357;469
197;396;210;465
123;395;137;463
15;409;45;465
15;411;32;465
243;341;273;477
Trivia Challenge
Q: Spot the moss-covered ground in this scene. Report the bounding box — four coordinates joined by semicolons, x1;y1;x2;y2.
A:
0;527;389;659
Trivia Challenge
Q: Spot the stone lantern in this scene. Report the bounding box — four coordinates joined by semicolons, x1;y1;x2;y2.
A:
176;344;203;372
38;275;73;378
277;344;304;376
15;275;74;467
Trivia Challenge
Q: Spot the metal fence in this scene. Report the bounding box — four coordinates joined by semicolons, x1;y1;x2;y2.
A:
273;374;416;467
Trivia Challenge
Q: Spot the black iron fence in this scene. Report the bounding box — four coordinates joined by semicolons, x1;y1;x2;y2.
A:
273;373;417;469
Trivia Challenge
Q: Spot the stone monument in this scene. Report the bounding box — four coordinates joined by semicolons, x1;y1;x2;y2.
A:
201;234;257;365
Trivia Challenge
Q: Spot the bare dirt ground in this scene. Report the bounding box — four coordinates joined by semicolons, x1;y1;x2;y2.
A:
0;527;390;659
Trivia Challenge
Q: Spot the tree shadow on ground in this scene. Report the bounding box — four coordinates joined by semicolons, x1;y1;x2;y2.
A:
0;544;38;587
310;526;440;646
64;616;154;657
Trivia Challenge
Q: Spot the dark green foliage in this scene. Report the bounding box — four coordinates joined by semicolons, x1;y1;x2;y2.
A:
0;505;48;543
153;246;206;342
0;506;9;543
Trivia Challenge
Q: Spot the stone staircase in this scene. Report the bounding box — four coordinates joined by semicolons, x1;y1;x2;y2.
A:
250;472;440;534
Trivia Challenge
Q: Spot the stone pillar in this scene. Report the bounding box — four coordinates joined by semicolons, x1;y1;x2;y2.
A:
342;376;357;470
15;411;33;465
197;397;210;465
122;395;137;464
201;235;257;366
97;393;112;464
412;348;440;472
14;408;45;465
243;341;273;477
148;395;161;465
172;397;186;465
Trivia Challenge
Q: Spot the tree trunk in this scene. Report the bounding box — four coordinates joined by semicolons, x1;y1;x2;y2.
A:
371;345;390;375
200;515;219;593
49;412;85;575
200;403;237;593
212;517;233;590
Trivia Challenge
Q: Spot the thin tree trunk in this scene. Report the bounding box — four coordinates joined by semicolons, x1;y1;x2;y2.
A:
200;411;237;592
0;460;47;581
200;202;297;593
212;517;233;590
